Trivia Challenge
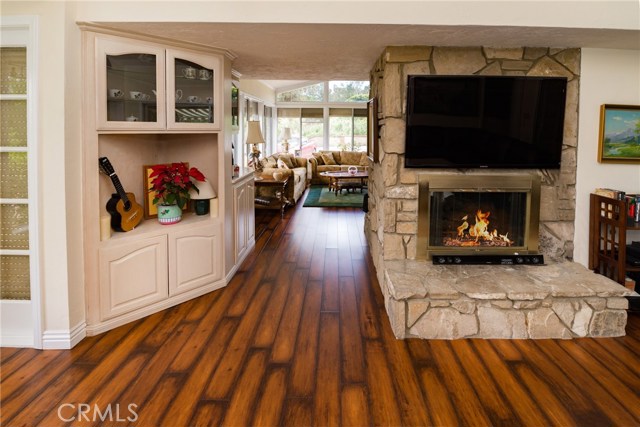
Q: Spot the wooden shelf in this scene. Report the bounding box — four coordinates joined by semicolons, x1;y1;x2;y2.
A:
589;193;639;285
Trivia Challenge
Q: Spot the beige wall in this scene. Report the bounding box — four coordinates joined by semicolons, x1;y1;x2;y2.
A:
574;48;640;267
240;79;276;105
2;1;83;345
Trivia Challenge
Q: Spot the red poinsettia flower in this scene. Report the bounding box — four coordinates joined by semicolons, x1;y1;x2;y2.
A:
148;162;205;209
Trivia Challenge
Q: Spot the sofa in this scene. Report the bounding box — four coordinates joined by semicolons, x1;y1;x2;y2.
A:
257;153;308;204
308;150;370;185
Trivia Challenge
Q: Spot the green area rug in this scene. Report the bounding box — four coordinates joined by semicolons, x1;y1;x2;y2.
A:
303;185;365;208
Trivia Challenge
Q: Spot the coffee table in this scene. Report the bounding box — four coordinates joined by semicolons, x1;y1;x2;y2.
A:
320;171;368;195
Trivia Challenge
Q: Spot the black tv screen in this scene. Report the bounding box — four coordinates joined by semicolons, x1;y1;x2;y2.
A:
404;75;567;168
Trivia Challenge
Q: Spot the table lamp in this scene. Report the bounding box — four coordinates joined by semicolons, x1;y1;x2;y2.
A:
189;178;216;215
246;121;265;176
281;127;292;153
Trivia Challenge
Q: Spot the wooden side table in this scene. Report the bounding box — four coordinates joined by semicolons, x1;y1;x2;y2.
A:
254;176;291;218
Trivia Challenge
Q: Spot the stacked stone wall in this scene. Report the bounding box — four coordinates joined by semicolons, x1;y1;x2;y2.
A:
365;46;581;276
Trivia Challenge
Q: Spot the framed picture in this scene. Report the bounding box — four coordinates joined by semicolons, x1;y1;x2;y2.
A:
598;104;640;163
367;97;379;163
142;163;190;219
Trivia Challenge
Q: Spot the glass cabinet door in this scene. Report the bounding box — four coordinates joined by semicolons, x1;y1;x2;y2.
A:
96;38;166;130
166;49;220;130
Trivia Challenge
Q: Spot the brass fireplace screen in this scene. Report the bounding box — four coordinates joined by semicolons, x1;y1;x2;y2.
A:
417;174;541;259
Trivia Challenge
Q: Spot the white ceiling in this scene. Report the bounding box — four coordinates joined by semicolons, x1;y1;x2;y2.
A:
102;22;640;83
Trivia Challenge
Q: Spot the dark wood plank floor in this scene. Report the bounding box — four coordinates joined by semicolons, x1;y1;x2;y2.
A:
2;201;640;427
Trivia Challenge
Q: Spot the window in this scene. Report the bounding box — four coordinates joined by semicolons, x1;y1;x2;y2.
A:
328;81;370;102
328;108;367;152
263;106;273;153
276;81;370;155
276;82;324;102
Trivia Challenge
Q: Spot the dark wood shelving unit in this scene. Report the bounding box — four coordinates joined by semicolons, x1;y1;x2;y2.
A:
589;193;640;285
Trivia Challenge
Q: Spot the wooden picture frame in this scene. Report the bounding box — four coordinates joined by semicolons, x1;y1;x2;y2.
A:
598;104;640;163
142;163;190;219
367;97;379;163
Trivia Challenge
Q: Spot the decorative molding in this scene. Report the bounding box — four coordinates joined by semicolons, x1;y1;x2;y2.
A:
76;21;237;61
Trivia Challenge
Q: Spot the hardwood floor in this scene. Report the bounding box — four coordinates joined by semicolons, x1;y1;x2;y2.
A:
2;202;640;427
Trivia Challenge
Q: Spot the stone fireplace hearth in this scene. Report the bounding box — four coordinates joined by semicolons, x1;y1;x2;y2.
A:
382;260;630;339
364;46;632;339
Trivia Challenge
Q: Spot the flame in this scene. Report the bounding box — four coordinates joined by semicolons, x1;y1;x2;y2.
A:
448;209;512;246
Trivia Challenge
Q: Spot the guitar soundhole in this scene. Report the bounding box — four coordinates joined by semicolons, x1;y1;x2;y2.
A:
123;200;132;211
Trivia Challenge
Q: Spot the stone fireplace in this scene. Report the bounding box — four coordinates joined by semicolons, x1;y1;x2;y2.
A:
364;46;631;339
417;173;541;260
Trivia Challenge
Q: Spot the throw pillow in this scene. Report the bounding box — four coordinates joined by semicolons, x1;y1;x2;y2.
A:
278;154;295;169
312;152;325;165
321;152;337;165
264;156;278;169
359;152;369;166
277;158;290;169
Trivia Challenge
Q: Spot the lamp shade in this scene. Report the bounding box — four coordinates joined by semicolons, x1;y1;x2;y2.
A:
246;121;265;145
282;127;292;140
189;178;216;200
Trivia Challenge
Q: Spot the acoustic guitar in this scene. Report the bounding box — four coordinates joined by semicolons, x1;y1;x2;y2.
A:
98;157;143;232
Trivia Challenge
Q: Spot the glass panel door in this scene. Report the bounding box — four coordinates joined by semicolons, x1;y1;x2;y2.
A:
174;58;213;124
166;49;219;130
0;46;30;300
429;191;528;248
106;53;158;123
96;38;165;130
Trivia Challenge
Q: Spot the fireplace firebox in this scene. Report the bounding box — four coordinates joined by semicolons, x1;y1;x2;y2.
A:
417;174;541;259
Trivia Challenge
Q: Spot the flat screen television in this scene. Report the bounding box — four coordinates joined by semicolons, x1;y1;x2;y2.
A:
404;75;567;169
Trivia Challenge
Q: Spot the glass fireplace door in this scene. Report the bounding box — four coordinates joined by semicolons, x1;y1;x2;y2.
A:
429;191;528;249
417;174;541;259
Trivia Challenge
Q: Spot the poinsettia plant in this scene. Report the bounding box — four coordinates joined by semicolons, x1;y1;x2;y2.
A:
149;162;205;209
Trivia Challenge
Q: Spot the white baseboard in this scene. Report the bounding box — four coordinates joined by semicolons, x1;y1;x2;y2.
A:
42;321;87;349
0;334;35;348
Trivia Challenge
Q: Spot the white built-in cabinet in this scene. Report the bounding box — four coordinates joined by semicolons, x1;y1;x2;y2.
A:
233;174;256;263
169;223;222;296
99;235;168;320
96;36;221;131
80;24;236;335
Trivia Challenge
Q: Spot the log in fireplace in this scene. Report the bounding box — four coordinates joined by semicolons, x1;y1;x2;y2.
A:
417;174;541;260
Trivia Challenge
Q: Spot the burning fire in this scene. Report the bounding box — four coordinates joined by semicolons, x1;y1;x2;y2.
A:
447;209;512;247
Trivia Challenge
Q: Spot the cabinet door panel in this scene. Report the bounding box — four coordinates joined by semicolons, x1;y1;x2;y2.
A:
246;182;256;243
99;236;168;320
234;184;247;262
166;49;221;130
96;37;166;130
169;223;222;296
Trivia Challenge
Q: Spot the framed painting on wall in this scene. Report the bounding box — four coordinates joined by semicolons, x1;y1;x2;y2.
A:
367;97;379;163
598;104;640;163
